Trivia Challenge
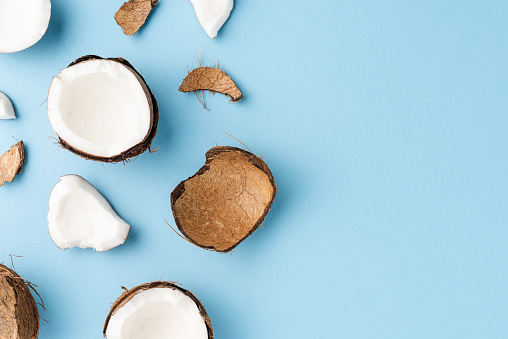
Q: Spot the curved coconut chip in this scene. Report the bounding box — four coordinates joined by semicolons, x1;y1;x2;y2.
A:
0;141;25;187
179;67;242;104
0;264;40;339
53;55;159;163
103;281;213;339
171;146;277;252
115;0;158;36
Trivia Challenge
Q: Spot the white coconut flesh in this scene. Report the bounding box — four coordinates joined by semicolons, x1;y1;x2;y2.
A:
106;288;209;339
0;91;16;119
47;59;152;158
190;0;233;39
48;175;130;252
0;0;51;53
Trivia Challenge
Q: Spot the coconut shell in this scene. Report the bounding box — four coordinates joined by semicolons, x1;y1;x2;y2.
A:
179;67;243;102
103;281;213;339
55;55;159;163
114;0;158;36
171;146;277;252
0;264;39;339
0;141;25;187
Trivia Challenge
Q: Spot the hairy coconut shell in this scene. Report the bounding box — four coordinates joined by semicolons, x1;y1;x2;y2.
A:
0;264;39;339
0;141;25;187
179;67;243;102
114;0;158;36
171;146;277;252
53;55;159;163
103;281;213;338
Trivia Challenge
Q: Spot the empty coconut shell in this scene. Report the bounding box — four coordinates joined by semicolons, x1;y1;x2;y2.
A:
171;146;277;252
0;264;40;339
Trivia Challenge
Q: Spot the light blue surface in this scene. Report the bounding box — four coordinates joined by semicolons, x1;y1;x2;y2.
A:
1;1;507;338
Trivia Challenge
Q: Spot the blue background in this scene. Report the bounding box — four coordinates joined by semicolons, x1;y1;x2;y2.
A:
1;1;507;338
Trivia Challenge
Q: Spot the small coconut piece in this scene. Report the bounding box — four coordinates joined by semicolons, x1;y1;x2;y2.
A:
179;66;242;106
48;175;130;252
47;55;158;163
104;281;213;339
0;141;25;188
115;0;158;36
171;146;277;252
190;0;233;39
0;92;16;120
0;0;51;53
0;264;40;339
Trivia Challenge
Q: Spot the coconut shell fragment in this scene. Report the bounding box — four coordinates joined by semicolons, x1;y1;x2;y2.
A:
179;67;243;104
171;146;277;252
115;0;158;36
0;264;40;339
0;141;25;187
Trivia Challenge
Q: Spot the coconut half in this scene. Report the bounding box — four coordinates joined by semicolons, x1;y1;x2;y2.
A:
104;282;213;339
0;0;51;53
47;55;158;162
171;146;277;252
190;0;233;39
48;175;130;252
0;264;40;339
0;92;16;119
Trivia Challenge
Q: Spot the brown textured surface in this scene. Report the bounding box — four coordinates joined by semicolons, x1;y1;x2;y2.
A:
0;141;25;188
171;146;277;252
103;281;213;339
179;67;243;102
0;264;39;339
52;55;159;163
114;0;158;36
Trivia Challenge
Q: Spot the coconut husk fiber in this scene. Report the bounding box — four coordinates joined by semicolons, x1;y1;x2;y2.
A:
0;264;39;339
171;146;277;252
115;0;158;36
0;141;25;188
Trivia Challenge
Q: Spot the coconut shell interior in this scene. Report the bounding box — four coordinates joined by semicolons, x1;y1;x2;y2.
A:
0;264;39;339
56;55;159;163
103;281;214;339
171;146;277;252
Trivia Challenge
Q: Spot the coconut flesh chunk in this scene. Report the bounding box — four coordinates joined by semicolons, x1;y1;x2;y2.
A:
48;175;130;252
0;0;51;53
48;57;154;161
0;92;16;119
190;0;233;39
105;283;212;339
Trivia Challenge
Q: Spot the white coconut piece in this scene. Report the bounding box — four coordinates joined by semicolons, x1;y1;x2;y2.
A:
47;58;153;159
190;0;233;39
105;287;209;339
0;92;16;120
0;0;51;53
48;175;130;252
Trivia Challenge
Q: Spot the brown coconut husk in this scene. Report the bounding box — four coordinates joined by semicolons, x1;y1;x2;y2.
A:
103;281;213;338
179;66;243;104
0;141;25;187
171;146;277;252
0;264;39;339
54;55;159;163
114;0;158;36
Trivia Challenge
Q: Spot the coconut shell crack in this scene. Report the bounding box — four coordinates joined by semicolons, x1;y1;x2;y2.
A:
179;67;243;104
171;146;277;252
0;264;39;339
115;0;158;36
0;141;25;187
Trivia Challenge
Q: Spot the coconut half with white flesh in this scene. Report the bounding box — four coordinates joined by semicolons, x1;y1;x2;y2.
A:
0;92;16;119
48;55;158;163
0;0;51;53
48;175;130;252
190;0;233;39
104;282;213;339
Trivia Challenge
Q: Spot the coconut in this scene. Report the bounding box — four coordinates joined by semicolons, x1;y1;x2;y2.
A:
171;146;277;252
0;91;16;120
190;0;233;39
0;141;25;188
0;264;40;339
47;55;158;163
0;0;51;53
104;282;213;339
115;0;158;36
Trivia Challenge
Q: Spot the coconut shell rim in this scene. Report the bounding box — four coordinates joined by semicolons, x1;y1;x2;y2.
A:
103;281;213;339
50;55;159;163
170;146;277;253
